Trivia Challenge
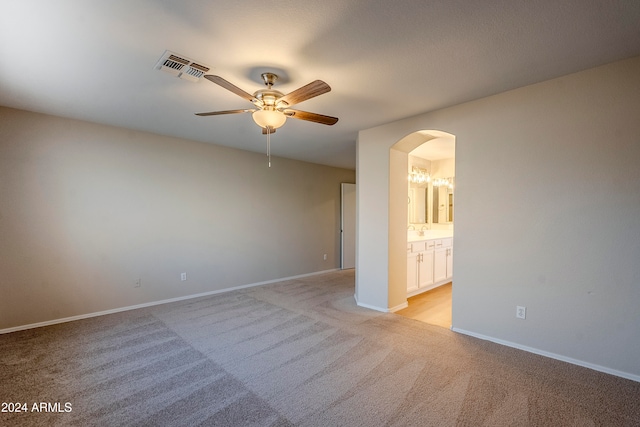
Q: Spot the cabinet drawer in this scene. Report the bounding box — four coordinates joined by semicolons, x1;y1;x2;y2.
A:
409;241;426;253
442;238;452;247
425;240;436;250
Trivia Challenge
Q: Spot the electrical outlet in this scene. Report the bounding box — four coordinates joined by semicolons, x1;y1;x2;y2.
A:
516;306;526;319
323;254;327;261
180;272;187;281
134;278;141;288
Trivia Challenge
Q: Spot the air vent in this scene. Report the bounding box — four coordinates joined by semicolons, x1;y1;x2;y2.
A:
155;50;210;82
183;62;209;80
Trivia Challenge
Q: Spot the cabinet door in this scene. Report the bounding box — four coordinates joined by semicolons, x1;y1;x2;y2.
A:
418;250;434;288
433;248;447;283
446;247;453;279
407;252;419;293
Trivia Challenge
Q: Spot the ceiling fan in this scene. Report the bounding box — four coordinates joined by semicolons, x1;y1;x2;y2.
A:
195;73;338;134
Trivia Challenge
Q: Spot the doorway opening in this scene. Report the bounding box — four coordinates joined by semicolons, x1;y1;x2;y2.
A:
389;130;455;328
396;283;452;328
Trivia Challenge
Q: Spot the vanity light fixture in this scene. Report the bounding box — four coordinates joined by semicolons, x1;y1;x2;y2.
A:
433;177;454;189
409;166;431;185
409;167;454;189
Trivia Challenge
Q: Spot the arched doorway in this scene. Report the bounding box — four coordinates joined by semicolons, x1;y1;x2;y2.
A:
387;130;456;325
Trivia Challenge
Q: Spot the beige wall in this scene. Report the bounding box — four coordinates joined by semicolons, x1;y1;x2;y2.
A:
356;56;640;379
431;158;454;178
0;107;354;330
408;155;431;171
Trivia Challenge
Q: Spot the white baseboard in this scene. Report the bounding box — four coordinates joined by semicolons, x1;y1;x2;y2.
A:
0;269;340;335
389;301;408;312
452;327;640;383
354;294;388;312
353;294;408;313
407;280;450;298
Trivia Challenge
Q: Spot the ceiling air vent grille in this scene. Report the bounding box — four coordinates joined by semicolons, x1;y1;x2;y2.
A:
163;54;190;71
183;62;209;80
155;50;210;82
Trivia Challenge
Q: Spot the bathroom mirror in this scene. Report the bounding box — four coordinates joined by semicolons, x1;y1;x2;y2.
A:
408;136;455;227
408;185;427;224
432;184;454;223
409;179;454;225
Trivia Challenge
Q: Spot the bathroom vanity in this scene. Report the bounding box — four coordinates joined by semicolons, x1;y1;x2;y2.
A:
407;231;453;296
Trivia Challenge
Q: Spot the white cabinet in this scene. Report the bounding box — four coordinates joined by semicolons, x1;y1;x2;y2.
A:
446;244;453;279
407;241;434;294
418;248;434;289
407;237;452;297
433;238;453;284
434;246;447;283
407;249;419;293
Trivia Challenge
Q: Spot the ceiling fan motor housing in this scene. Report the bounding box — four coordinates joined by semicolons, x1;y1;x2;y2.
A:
254;89;285;108
261;72;279;88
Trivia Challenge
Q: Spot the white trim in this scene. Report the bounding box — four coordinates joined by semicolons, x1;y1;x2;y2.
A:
354;294;388;312
389;301;408;312
1;269;339;335
407;280;450;298
452;327;640;383
353;294;408;313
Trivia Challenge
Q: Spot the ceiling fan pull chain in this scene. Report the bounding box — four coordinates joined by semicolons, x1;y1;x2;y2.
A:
266;127;271;168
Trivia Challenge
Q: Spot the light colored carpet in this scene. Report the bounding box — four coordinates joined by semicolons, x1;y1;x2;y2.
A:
1;270;639;426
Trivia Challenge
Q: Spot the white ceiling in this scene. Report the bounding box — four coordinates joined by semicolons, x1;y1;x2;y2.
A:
1;1;639;170
411;137;455;161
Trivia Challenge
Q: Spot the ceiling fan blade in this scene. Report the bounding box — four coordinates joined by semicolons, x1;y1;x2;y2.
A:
278;80;331;107
195;109;254;116
204;75;257;103
283;109;339;125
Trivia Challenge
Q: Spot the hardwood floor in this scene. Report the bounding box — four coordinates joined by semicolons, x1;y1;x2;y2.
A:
395;282;452;328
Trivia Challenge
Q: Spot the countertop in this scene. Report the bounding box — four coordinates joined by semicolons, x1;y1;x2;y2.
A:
407;229;453;242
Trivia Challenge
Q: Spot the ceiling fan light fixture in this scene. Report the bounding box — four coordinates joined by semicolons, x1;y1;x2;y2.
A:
252;108;287;129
